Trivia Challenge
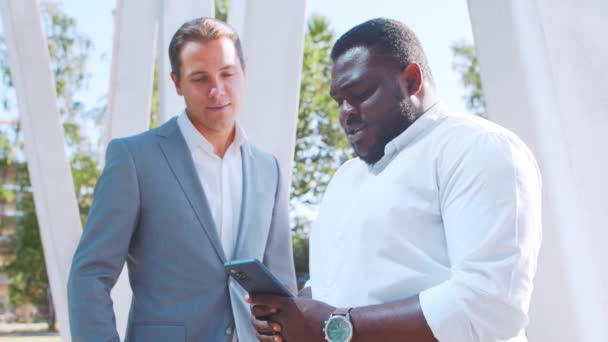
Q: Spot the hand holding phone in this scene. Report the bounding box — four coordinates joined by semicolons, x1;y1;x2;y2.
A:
224;258;294;297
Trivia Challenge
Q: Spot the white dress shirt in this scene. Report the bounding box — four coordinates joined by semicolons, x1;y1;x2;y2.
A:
309;103;542;342
177;111;245;261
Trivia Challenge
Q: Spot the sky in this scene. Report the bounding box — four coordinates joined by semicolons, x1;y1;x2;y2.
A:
1;0;475;122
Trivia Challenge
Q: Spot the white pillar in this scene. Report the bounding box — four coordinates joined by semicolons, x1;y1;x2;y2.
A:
229;0;307;186
0;1;82;341
467;0;608;340
157;0;215;123
102;0;160;146
97;0;166;338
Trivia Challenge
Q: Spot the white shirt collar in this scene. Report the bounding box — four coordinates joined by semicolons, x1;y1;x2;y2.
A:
369;102;448;174
177;110;248;156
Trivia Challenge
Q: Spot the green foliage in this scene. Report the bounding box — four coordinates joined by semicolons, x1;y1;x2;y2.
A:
71;152;100;224
2;164;47;310
0;35;12;98
150;61;160;128
215;0;229;22
452;42;486;117
41;2;99;226
0;139;15;236
291;227;310;284
293;15;351;203
43;3;91;120
290;15;352;287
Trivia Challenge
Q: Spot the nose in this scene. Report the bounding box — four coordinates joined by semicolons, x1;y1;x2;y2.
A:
208;79;225;99
339;99;357;122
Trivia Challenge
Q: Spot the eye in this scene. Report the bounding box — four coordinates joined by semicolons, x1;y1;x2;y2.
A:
354;87;374;103
222;72;235;78
193;76;209;83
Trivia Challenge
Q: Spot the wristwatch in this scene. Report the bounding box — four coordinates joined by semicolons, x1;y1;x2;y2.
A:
323;308;354;342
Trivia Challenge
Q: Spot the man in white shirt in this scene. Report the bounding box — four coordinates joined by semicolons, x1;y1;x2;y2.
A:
68;18;296;342
250;18;541;342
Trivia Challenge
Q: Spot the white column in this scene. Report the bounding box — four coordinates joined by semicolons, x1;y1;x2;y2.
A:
96;0;165;338
467;0;608;340
102;0;160;147
0;1;81;341
229;0;307;186
158;0;215;123
227;0;246;38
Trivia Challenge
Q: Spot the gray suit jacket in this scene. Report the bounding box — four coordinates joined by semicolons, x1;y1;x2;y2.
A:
68;117;297;342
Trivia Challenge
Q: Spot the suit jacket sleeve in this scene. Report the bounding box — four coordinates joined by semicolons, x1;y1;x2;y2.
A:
67;138;140;341
263;157;297;294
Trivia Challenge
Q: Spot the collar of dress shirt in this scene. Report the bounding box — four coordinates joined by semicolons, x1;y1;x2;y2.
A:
177;110;248;157
368;101;448;174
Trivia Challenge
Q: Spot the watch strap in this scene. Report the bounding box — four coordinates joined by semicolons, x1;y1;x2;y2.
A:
332;307;351;316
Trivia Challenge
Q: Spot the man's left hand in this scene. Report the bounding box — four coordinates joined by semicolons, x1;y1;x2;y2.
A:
247;294;335;342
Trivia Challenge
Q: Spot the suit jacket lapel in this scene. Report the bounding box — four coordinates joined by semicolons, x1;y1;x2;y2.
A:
156;118;227;263
234;144;259;259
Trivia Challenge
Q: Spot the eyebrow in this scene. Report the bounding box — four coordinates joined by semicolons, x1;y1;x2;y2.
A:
187;64;238;78
187;70;207;78
330;75;365;98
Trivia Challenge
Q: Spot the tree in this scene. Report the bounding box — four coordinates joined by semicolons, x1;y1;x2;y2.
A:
0;2;100;329
215;0;229;22
0;133;14;223
452;42;486;117
41;2;100;224
149;61;160;128
291;15;352;287
2;164;48;322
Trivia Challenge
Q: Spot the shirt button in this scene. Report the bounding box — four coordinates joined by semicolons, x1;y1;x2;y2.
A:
225;326;233;335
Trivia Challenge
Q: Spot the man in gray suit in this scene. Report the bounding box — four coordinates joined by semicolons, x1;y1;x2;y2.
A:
68;17;296;342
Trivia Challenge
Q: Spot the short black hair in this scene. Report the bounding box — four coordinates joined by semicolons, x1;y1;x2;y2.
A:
331;18;434;85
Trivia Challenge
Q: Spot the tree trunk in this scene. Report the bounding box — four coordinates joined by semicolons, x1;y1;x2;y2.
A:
47;287;56;331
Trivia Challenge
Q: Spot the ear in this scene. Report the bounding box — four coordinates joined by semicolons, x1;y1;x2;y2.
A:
170;72;183;96
398;63;423;96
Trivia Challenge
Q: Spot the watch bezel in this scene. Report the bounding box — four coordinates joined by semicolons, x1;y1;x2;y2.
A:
323;314;353;342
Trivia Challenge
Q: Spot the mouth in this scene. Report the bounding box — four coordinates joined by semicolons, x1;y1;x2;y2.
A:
346;125;367;143
206;103;230;111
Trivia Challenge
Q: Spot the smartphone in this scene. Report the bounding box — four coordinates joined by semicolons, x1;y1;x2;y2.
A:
224;258;294;297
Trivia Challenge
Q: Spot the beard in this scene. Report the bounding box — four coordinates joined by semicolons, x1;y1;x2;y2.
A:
356;96;419;165
399;97;418;123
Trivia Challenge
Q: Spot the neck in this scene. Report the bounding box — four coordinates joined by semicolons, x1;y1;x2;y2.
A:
205;127;235;158
187;115;236;158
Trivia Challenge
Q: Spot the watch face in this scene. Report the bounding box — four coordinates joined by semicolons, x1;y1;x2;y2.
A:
326;316;353;342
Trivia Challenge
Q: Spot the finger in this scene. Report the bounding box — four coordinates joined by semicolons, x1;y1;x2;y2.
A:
249;293;287;308
255;331;283;342
251;317;282;334
251;304;279;318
